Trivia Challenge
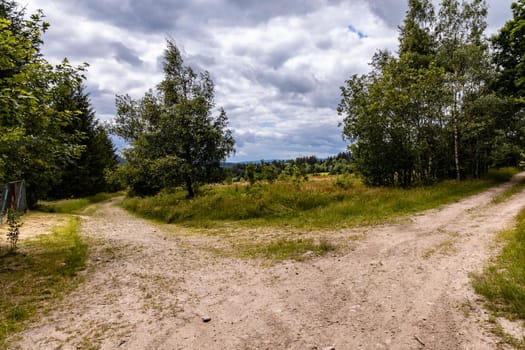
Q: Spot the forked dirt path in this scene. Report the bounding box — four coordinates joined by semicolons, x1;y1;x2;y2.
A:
10;174;525;349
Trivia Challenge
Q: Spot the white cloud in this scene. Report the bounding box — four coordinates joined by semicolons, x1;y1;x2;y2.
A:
199;1;398;160
21;0;515;161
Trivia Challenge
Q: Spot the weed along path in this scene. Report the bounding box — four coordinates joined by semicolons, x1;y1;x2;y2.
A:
10;174;525;349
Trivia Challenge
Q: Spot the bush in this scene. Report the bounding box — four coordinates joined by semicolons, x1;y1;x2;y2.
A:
6;209;21;251
334;174;354;189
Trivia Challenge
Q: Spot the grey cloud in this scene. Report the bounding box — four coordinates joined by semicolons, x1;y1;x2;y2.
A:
229;0;315;17
486;0;515;32
42;28;143;67
308;82;343;109
187;54;216;70
262;50;292;71
367;0;407;28
29;0;514;162
61;0;183;33
85;83;115;115
231;43;298;71
85;79;147;120
111;42;143;67
316;38;334;50
255;70;317;95
232;121;347;161
231;130;245;147
58;0;333;34
234;131;260;144
218;0;346;26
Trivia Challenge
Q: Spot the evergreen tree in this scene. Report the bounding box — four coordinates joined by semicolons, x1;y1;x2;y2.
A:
398;0;436;68
49;84;117;198
0;1;88;206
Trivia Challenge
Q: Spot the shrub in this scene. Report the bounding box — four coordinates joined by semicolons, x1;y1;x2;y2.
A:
6;209;21;251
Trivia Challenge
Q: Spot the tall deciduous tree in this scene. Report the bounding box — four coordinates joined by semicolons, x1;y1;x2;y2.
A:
0;1;89;206
490;0;525;166
492;0;525;102
341;0;444;186
113;39;235;197
339;0;494;186
435;0;490;179
339;53;446;186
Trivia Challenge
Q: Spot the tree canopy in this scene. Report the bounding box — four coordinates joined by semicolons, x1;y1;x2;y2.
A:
488;0;525;167
47;83;118;199
492;0;525;102
338;0;516;186
112;39;235;197
0;0;117;205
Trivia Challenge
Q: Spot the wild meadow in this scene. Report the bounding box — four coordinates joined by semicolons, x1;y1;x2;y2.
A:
121;167;519;230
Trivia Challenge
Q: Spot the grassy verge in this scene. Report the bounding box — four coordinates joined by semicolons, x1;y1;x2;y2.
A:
472;208;525;348
35;192;121;214
493;177;525;204
233;237;336;261
122;168;519;230
0;217;88;348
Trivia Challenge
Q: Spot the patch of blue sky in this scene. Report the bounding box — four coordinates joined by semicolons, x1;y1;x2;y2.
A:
347;24;368;39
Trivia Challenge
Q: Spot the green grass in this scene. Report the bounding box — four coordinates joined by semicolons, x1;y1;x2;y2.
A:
493;177;525;204
472;208;525;348
0;218;88;348
234;237;336;261
122;168;519;230
35;192;120;214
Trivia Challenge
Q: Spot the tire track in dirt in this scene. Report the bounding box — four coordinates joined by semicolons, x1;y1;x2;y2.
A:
10;174;525;349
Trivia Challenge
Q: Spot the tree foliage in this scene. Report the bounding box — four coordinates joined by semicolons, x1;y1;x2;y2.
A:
490;0;525;166
1;2;81;205
225;153;353;183
6;208;20;251
0;1;117;205
492;0;525;102
339;0;506;186
48;84;118;198
112;39;235;197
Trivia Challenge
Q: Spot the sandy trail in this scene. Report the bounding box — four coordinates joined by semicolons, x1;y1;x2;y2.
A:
10;174;525;349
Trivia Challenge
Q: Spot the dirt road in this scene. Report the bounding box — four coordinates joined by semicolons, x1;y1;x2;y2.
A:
10;175;525;349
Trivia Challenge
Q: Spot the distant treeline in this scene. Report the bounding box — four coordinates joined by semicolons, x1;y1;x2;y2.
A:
224;152;352;182
3;0;525;202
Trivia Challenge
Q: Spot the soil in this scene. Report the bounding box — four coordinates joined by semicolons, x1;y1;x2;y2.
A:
9;175;525;349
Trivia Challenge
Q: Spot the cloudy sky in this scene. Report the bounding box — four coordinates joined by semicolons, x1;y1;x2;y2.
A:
22;0;514;161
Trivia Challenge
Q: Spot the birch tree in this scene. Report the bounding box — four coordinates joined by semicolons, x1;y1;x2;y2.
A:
113;39;235;197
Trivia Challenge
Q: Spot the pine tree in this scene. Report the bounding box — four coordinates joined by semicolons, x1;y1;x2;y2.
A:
399;0;436;68
49;84;117;198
